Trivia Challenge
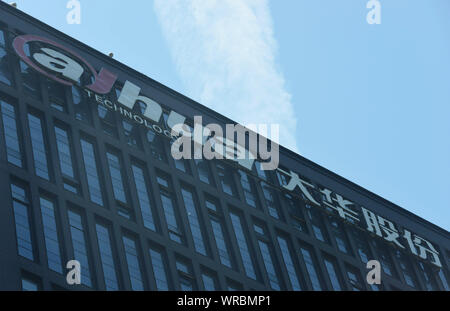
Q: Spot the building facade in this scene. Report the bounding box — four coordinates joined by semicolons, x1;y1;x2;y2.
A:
0;2;449;291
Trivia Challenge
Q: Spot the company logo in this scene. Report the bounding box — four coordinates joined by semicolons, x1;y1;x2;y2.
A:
12;34;279;170
13;35;116;93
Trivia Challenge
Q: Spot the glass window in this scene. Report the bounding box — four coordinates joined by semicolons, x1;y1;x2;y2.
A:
305;204;328;243
195;159;212;184
181;187;207;255
209;214;233;268
229;212;257;280
202;272;217;291
371;239;397;278
253;223;265;236
20;59;41;99
417;262;439;291
68;209;92;287
0;30;13;86
55;126;74;178
146;130;167;163
40;196;63;273
0;100;23;167
283;193;308;233
96;223;119;291
122;235;144;291
21;278;39;291
149;247;170;291
174;157;191;175
277;236;302;291
206;200;233;268
238;170;259;208
80;139;103;206
258;240;281;290
261;182;281;219
106;151;127;204
350;228;373;264
176;259;196;291
157;174;183;244
300;247;322;291
11;183;34;261
323;257;343;291
122;120;142;150
438;269;449;291
47;79;66;112
98;104;117;137
71;86;91;124
54;126;79;194
0;30;5;47
227;280;243;291
346;265;365;291
255;162;268;181
395;250;418;289
132;164;156;231
28;113;50;180
328;216;351;255
216;162;236;196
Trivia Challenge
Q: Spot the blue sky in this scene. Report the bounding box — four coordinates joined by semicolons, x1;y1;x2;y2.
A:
6;0;450;231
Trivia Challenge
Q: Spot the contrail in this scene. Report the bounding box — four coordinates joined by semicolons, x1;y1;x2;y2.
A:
154;0;298;152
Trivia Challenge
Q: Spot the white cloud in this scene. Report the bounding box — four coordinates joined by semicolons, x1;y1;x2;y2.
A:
153;0;298;152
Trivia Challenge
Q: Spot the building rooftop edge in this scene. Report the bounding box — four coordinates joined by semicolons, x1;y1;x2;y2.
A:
1;1;448;239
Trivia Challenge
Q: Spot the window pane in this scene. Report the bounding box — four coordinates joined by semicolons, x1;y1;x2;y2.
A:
0;100;23;167
21;278;39;291
395;250;418;288
47;79;66;112
229;213;256;280
96;224;119;291
80;139;103;206
181;188;207;255
106;152;127;203
306;205;328;243
328;217;351;255
0;41;13;86
195;159;211;184
238;170;259;208
324;258;342;291
20;61;41;99
68;210;92;287
28;114;50;180
149;248;170;291
146;130;167;162
157;175;183;243
40;197;63;273
55;126;75;178
132;164;156;231
277;236;302;291
261;182;281;219
122;236;144;291
209;214;232;268
11;183;34;261
258;240;281;290
216;163;236;196
72;86;91;123
300;247;322;291
202;273;217;291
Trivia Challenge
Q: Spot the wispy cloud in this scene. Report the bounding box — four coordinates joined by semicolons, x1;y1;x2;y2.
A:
153;0;298;152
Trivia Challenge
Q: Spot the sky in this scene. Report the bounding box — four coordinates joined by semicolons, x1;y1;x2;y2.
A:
4;0;449;231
